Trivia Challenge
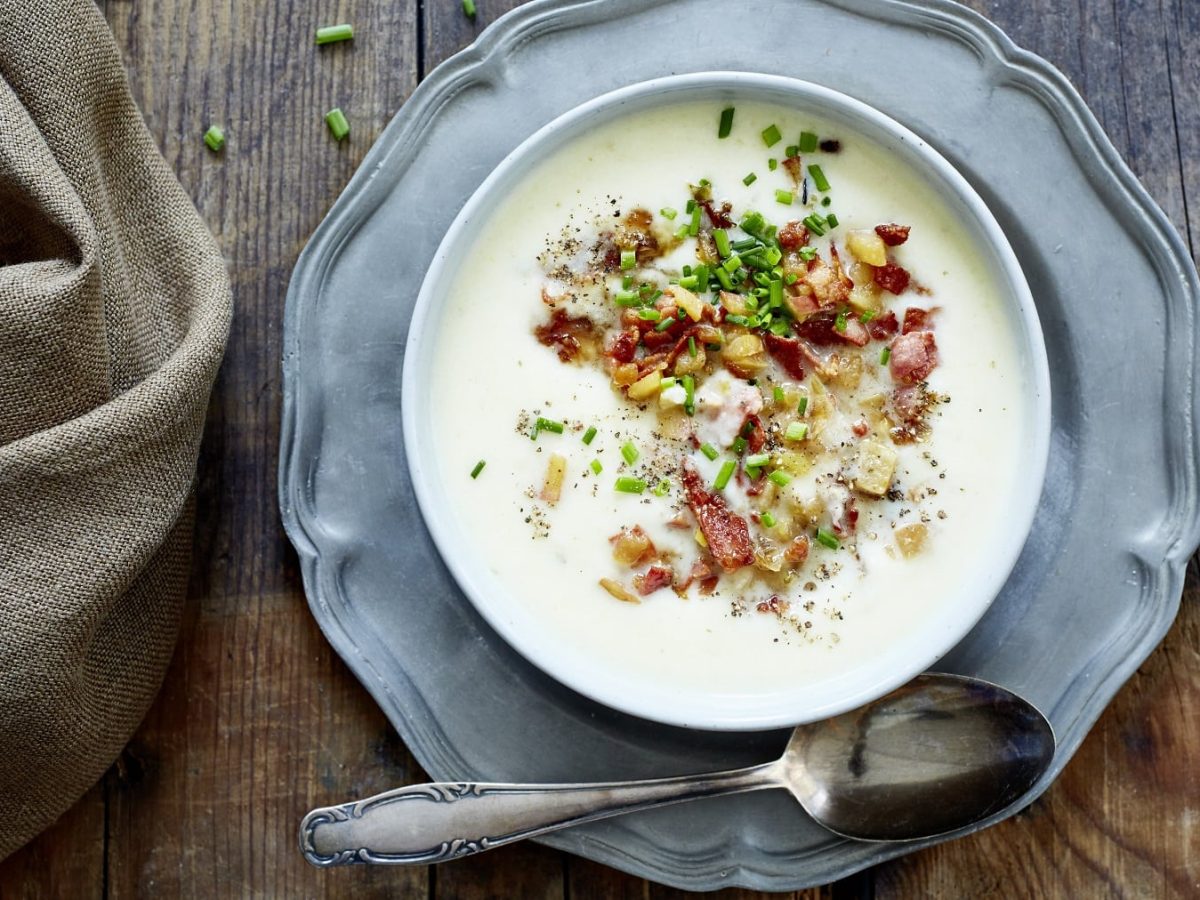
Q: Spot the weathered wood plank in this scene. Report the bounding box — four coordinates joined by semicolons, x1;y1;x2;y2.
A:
434;841;565;900
0;782;105;900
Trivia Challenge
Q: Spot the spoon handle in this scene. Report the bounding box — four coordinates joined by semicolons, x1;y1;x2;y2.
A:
300;762;780;866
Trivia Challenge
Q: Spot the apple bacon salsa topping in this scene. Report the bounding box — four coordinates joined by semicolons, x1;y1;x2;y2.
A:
527;112;950;620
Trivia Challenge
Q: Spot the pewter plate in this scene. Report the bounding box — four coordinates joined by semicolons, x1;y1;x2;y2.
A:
279;0;1200;890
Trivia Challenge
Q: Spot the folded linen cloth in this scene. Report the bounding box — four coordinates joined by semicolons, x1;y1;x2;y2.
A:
0;0;231;858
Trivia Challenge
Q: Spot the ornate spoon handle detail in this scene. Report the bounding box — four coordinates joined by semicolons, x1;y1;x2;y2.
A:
300;762;781;866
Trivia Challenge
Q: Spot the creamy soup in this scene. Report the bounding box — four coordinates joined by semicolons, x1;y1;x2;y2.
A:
428;101;1028;702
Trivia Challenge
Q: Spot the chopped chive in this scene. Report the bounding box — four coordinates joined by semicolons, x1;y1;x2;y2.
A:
880;346;892;365
715;267;734;291
590;459;603;474
470;460;486;479
686;199;696;214
325;108;350;141
722;254;742;273
688;205;702;237
659;376;677;391
678;274;699;290
826;213;839;228
700;443;719;461
769;279;783;309
745;465;762;480
816;527;841;550
798;397;809;416
315;23;354;44
620;249;636;270
614;289;641;307
821;196;833;207
834;310;848;333
731;436;748;455
637;308;662;322
688;336;698;358
769;319;789;335
859;309;877;323
743;172;758;186
775;189;794;205
621;441;639;464
746;452;770;468
718;106;735;138
768;470;792;487
786;422;809;441
799;131;818;153
462;0;477;16
582;426;598;445
615;476;647;494
768;158;778;171
203;125;225;153
713;228;732;258
761;511;777;528
761;123;782;147
773;385;785;404
661;206;678;220
693;264;710;290
713;459;736;490
674;224;690;239
741;210;766;236
725;314;749;326
785;144;800;159
683;374;695;416
802;214;826;237
621;274;634;290
784;272;799;285
653;479;671;497
535;417;564;436
798;245;819;261
654;316;677;332
808;164;831;192
732;237;759;253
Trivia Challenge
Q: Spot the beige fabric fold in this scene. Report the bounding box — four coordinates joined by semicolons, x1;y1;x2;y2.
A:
0;0;231;858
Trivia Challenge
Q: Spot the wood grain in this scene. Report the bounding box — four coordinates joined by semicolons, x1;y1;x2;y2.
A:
0;0;1196;897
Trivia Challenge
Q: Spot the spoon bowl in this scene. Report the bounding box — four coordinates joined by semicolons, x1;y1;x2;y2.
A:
300;673;1055;866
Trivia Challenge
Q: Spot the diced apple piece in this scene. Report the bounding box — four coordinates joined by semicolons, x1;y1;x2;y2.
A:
673;345;706;375
599;578;641;604
853;440;898;497
894;522;928;558
610;525;655;566
846;229;888;266
719;290;749;316
667;285;704;322
540;453;567;504
848;281;883;315
627;369;662;400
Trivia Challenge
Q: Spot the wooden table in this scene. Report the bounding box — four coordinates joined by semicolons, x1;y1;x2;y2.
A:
3;1;1197;896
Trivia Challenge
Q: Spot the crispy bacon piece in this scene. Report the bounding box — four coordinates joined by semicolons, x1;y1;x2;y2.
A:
764;333;818;379
902;307;934;334
833;497;859;535
596;208;663;270
535;308;597;362
791;309;867;348
892;383;929;423
681;460;754;572
889;331;939;384
866;309;899;340
803;254;852;307
778;220;810;250
635;564;675;596
852;419;870;437
784;535;810;567
756;595;790;615
744;415;766;454
781;156;804;190
606;328;639;364
875;262;911;295
874;223;911;246
819;139;842;153
701;199;734;229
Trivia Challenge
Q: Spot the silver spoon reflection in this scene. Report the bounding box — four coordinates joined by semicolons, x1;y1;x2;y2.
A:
299;673;1055;866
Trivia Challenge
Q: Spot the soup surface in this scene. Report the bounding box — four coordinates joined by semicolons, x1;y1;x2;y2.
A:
429;100;1028;701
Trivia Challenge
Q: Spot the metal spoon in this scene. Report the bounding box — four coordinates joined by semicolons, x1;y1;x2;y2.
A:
299;673;1054;866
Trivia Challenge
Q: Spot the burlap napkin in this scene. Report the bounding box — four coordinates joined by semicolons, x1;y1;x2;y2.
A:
0;0;231;858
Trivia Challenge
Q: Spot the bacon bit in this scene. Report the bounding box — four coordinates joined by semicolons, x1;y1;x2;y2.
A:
606;328;639;364
744;415;766;453
852;419;870;437
778;219;810;249
781;157;804;190
764;332;818;379
667;513;692;529
866;309;899;341
891;383;929;424
874;223;911;246
839;316;870;347
680;557;712;589
902;307;934;334
792;309;866;348
889;331;939;384
701;199;734;229
641;328;677;349
698;575;720;595
635;353;669;380
819;139;842;153
756;595;790;615
535;308;598;362
681;459;755;571
635;564;675;596
597;208;663;270
875;262;911;295
804;255;852;307
784;288;821;321
784;535;811;567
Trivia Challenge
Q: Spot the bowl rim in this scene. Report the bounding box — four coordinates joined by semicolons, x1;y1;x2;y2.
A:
401;71;1052;731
